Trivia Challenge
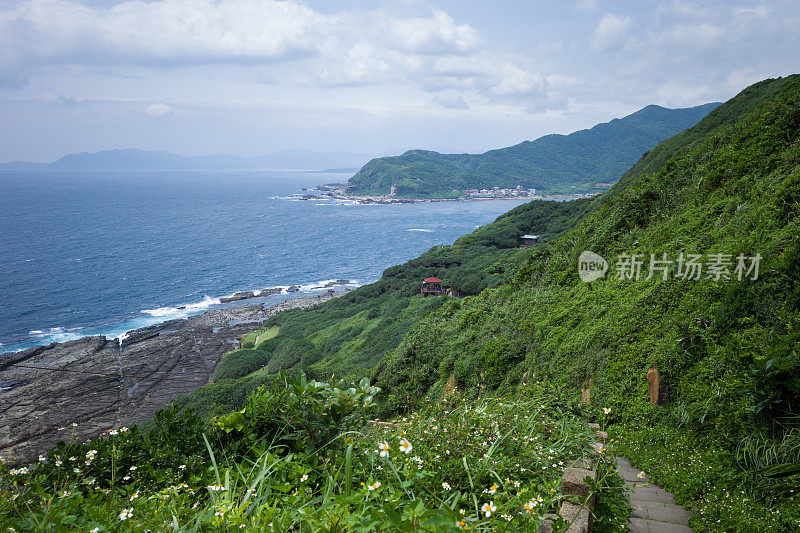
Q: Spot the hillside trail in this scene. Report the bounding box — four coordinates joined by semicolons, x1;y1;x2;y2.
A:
614;456;692;533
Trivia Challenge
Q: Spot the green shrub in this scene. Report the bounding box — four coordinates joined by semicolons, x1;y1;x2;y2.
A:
214;349;271;381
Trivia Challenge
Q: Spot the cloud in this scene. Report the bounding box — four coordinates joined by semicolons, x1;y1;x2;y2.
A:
0;0;323;66
431;95;469;109
591;13;633;51
653;80;712;107
391;9;480;54
734;5;769;19
576;1;800;111
0;0;549;106
145;103;172;117
576;0;599;12
725;68;763;92
0;1;480;67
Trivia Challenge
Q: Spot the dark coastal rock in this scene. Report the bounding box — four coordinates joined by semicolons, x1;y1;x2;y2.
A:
312;183;346;191
286;285;300;292
219;287;283;303
309;279;351;290
220;291;257;303
259;288;282;296
0;293;345;466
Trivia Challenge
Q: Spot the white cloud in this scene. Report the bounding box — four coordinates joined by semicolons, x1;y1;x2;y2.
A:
576;0;599;12
431;95;469;109
653;80;712;107
733;5;769;19
489;65;544;97
0;1;482;67
657;22;724;47
391;9;480;54
0;0;548;106
591;13;633;51
145;103;172;117
0;0;323;65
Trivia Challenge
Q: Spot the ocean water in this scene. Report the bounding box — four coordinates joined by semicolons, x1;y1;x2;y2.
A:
0;170;529;353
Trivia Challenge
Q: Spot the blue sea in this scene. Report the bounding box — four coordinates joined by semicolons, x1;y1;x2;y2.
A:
0;170;530;353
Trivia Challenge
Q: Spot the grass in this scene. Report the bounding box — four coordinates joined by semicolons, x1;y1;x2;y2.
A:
254;327;279;348
0;376;623;532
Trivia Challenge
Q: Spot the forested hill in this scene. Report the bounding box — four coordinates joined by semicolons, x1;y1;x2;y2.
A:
346;102;719;198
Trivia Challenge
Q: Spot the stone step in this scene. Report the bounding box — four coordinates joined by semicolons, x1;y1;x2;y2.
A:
615;456;691;533
628;517;693;533
615;456;633;468
629;485;676;504
619;466;649;483
631;501;690;523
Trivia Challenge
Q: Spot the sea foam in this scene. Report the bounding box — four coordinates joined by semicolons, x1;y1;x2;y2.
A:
141;295;221;318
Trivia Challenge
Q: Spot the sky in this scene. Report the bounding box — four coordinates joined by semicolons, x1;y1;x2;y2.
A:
0;0;798;162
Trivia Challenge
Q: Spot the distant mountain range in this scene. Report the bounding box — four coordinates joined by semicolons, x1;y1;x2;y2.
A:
0;148;371;172
347;103;721;198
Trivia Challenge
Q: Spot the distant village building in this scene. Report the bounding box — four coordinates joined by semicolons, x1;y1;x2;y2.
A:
465;187;536;199
421;277;444;297
519;234;540;248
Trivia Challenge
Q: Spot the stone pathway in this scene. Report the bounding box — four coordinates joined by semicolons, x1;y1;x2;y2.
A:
615;457;692;533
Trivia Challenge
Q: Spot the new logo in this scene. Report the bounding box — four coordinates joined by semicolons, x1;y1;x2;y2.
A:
578;251;608;282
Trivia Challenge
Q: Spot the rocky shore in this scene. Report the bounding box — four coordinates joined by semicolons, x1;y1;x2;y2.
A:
0;291;345;465
301;183;443;204
297;183;586;204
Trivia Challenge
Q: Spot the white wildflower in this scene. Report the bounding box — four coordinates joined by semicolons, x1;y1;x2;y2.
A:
399;438;412;454
377;442;389;458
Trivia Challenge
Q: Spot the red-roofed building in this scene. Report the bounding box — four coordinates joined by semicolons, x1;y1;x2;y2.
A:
421;277;443;297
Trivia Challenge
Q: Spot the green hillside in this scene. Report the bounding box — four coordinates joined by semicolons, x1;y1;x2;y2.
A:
373;74;800;529
3;76;799;531
347;103;719;198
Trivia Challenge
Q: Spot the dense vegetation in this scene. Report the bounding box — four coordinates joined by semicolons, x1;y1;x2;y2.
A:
347;103;718;198
0;374;624;531
3;75;799;531
372;74;800;529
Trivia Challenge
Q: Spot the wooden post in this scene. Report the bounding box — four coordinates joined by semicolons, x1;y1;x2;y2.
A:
443;374;456;398
647;367;659;404
581;377;592;404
